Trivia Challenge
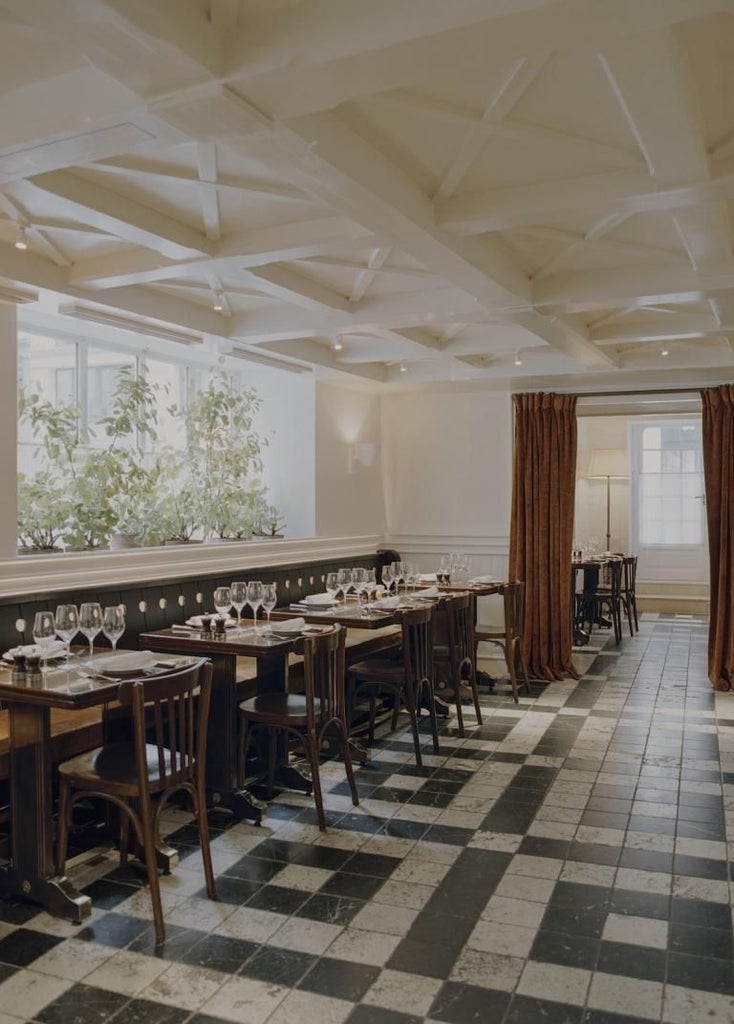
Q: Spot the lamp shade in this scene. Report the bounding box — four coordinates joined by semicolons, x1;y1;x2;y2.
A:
587;448;629;479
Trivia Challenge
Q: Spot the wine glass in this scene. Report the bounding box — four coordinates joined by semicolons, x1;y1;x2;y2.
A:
33;611;57;674
213;587;232;622
231;582;247;626
261;583;277;636
325;572;339;603
364;568;377;615
246;580;263;631
102;606;125;652
395;562;407;593
55;604;79;665
336;568;352;603
79;602;103;661
352;568;367;616
381;564;394;594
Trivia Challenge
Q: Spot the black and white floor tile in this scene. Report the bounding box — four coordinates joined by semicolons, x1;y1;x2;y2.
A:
1;614;733;1024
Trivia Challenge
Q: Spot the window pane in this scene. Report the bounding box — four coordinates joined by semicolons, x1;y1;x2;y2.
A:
636;419;704;547
86;348;135;441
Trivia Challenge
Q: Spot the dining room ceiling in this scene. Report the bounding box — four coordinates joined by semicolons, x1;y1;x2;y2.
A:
1;0;733;389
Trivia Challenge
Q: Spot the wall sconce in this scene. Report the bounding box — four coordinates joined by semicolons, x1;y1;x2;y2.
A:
347;442;377;474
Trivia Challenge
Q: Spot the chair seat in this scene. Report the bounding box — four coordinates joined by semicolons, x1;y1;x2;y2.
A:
347;658;406;684
475;629;506;642
57;741;185;794
239;691;309;722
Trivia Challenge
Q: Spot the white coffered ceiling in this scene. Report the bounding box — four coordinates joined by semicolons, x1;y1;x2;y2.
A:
1;0;733;389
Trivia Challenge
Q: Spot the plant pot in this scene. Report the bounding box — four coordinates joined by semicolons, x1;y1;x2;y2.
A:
109;532;139;551
18;546;64;555
163;538;204;546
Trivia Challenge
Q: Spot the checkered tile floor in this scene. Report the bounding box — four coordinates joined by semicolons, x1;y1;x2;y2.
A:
1;613;733;1024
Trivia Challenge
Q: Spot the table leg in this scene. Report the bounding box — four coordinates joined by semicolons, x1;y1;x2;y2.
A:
0;705;91;922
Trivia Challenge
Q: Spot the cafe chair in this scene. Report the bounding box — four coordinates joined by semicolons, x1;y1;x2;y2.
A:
237;626;357;832
620;555;639;635
475;581;531;703
575;558;624;644
55;659;216;944
433;592;483;735
346;604;440;767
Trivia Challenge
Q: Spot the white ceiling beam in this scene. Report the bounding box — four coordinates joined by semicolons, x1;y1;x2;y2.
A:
92;158;311;202
197;143;221;241
69;216;376;288
256;338;388;382
16;171;211;259
434;51;549;201
244;264;353;313
591;313;723;344
438;167;734;235
349;246;393;303
600;27;733;272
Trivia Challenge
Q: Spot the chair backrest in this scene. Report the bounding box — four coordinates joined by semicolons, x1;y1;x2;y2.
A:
500;581;525;642
117;658;213;791
396;604;434;685
602;558;623;598
295;625;346;730
439;592;474;673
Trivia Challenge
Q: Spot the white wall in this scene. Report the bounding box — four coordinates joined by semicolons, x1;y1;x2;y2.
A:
315;381;386;537
381;389;513;580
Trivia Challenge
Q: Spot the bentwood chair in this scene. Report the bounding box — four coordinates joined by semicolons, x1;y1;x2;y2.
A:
621;555;639;635
347;604;440;767
433;592;483;734
475;581;531;703
56;660;216;943
576;558;624;644
237;626;357;832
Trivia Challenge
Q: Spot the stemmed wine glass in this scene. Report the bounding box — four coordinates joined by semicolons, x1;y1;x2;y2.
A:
365;568;377;615
352;568;368;616
32;611;57;675
246;580;263;631
261;583;277;636
79;602;103;661
325;572;339;603
213;587;232;622
55;604;79;665
381;564;394;595
230;582;247;627
102;606;125;652
336;568;352;604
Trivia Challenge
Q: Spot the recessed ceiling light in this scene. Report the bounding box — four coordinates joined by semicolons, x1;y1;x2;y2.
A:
14;226;28;251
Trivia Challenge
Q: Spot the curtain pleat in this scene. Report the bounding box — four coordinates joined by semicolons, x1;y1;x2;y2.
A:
701;385;734;690
509;393;578;681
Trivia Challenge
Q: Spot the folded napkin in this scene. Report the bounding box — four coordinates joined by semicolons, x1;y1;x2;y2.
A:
372;596;400;610
3;640;67;663
413;585;439;598
185;615;237;628
270;617;306;634
303;592;336;607
469;576;495;584
419;573;437;582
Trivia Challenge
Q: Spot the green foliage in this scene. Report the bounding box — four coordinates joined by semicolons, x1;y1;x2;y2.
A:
17;366;283;552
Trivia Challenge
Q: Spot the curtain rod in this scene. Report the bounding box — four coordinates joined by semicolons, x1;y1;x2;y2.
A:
569;387;700;399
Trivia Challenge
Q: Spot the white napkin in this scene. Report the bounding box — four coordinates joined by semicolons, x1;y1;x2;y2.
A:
270;617;306;634
413;586;439;598
303;593;336;606
185;615;237;628
372;596;400;610
3;640;67;663
469;576;495;584
419;573;437;582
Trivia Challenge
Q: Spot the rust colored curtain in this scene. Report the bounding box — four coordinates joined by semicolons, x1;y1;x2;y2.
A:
701;385;734;690
509;393;578;681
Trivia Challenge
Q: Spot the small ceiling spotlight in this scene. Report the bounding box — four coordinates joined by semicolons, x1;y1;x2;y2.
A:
399;362;407;373
661;345;669;357
212;291;224;312
14;226;28;251
331;338;344;352
514;352;523;366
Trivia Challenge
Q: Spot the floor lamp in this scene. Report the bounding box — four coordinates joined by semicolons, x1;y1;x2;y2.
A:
587;448;629;553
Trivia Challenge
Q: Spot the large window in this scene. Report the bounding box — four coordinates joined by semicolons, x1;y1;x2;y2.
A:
635;421;704;546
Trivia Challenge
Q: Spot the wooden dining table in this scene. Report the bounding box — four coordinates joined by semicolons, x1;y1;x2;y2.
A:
0;655;192;923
